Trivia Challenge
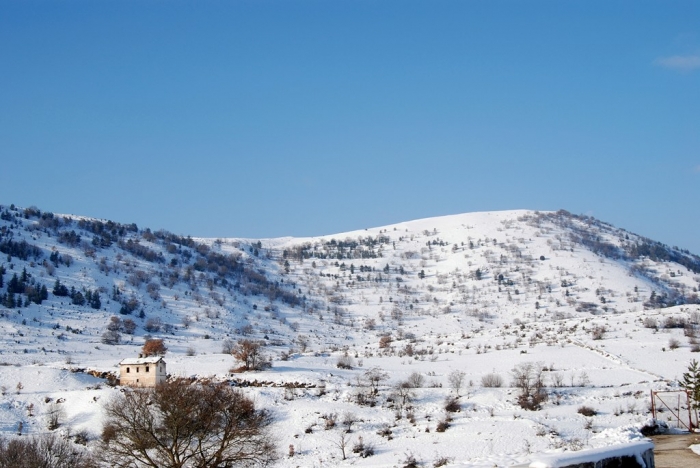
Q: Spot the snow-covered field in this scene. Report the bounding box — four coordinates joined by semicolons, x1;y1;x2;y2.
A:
1;205;699;466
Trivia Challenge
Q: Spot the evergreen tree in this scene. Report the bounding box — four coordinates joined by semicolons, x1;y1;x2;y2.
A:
72;291;85;306
681;359;700;411
7;274;21;294
53;279;68;297
90;291;101;310
49;251;60;266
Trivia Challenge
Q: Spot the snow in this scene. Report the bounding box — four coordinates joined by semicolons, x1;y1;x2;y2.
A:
529;440;653;468
2;205;700;465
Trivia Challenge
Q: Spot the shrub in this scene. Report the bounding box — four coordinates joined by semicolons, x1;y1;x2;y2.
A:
0;433;94;468
143;317;162;332
669;338;681;350
379;335;392;349
577;405;597;417
643;317;657;329
481;373;503;388
435;420;449;432
444;396;461;413
321;412;337;430
591;325;606;340
101;330;121;345
433;455;453;467
402;452;420;468
352;436;374;457
336;354;354;369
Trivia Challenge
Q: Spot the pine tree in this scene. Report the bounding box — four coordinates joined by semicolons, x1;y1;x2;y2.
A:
53;279;68;296
7;274;20;294
682;359;700;411
90;291;101;310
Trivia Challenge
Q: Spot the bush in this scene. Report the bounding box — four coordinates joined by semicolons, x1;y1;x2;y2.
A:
143;317;162;332
336;354;354;369
101;330;121;345
0;433;94;468
435;420;449;432
433;455;453;467
444;396;461;413
591;325;606;340
481;373;503;388
577;405;597;417
352;436;375;458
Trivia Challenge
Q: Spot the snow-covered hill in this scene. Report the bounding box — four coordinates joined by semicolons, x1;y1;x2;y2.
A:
1;203;699;466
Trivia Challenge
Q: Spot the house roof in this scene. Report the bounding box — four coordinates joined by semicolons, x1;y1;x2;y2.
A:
119;356;165;365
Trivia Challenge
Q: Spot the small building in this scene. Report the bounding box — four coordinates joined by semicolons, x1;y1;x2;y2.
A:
119;355;167;387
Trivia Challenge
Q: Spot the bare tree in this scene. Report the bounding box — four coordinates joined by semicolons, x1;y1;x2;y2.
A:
101;378;276;467
406;371;425;388
511;362;548;410
448;370;466;396
295;335;309;353
141;338;167;357
331;431;351;460
231;339;269;371
363;367;389;394
46;402;65;430
341;412;359;433
392;381;415;409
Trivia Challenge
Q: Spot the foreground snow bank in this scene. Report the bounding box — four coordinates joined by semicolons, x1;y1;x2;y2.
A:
529;440;654;468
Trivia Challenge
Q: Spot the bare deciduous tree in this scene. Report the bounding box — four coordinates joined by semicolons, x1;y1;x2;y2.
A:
141;338;167;357
406;372;425;388
231;339;269;371
363;367;389;394
101;378;276;467
448;370;466;396
511;362;548;410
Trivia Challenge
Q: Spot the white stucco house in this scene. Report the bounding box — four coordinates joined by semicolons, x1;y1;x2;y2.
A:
119;356;167;387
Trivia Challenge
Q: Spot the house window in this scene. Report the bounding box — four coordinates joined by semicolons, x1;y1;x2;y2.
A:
126;367;130;373
136;367;139;373
145;366;150;372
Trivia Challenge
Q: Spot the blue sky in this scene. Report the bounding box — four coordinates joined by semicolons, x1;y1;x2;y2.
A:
1;1;699;253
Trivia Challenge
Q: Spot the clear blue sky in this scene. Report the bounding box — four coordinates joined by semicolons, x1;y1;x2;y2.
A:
1;1;699;253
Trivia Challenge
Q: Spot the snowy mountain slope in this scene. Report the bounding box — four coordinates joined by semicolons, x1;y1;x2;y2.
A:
1;203;700;467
